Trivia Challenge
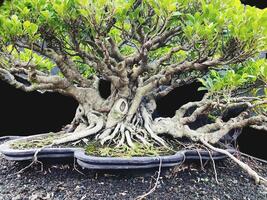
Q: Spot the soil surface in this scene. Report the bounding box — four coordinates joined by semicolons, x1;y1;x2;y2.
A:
0;140;267;200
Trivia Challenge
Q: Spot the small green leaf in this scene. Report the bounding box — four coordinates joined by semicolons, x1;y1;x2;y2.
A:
29;23;38;35
198;87;208;91
23;20;31;29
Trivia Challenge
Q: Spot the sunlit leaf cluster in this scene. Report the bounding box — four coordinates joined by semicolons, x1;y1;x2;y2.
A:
198;59;267;94
0;0;266;91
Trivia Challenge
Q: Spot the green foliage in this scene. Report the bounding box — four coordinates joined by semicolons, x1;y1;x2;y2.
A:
198;59;267;93
75;60;95;78
5;45;54;72
23;20;39;37
0;0;265;51
0;0;266;89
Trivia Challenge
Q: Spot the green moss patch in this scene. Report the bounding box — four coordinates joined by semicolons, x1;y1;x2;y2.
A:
8;133;209;158
85;139;183;158
10;132;62;149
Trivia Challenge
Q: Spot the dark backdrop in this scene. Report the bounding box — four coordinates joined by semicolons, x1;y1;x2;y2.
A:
0;80;78;136
241;0;267;9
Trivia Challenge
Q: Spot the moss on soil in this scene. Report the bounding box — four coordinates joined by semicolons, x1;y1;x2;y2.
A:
85;138;185;157
8;133;209;158
10;133;61;149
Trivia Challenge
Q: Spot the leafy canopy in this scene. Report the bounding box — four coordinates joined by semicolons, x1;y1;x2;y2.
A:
0;0;266;92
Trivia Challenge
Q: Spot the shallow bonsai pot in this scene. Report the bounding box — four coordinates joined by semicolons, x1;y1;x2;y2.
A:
0;133;236;169
0;136;22;142
0;133;77;161
74;150;185;169
74;148;236;169
184;149;236;160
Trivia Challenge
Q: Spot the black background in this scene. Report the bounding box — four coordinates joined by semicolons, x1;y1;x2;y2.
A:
0;80;77;136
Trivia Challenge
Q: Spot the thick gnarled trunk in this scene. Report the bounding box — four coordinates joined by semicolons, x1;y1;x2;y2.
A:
57;89;163;148
50;85;267;149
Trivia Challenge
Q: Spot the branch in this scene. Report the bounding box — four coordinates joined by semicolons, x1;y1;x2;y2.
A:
182;96;267;136
180;102;214;124
66;30;130;96
202;112;266;144
0;68;70;93
153;46;190;67
126;80;158;121
125;26;182;68
147;26;182;50
250;124;267;132
132;45;191;81
156;75;198;97
15;42;91;87
174;94;210;119
107;37;124;62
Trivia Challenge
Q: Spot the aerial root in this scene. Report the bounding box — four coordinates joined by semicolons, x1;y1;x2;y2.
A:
116;131;125;147
99;123;121;145
96;115;160;148
200;139;267;186
206;147;219;184
15;144;54;174
135;157;162;200
141;106;168;147
125;130;135;148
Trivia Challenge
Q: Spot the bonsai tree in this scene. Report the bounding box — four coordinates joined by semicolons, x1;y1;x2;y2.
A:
0;0;266;182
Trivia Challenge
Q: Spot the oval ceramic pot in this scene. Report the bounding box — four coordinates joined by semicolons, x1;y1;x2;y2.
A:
0;136;22;142
74;148;236;169
184;149;236;160
74;150;185;169
0;133;236;169
0;133;77;161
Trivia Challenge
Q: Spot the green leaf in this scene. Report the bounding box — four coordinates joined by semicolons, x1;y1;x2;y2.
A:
41;10;51;20
198;87;208;91
23;21;38;36
23;20;31;29
186;14;195;23
29;23;38;35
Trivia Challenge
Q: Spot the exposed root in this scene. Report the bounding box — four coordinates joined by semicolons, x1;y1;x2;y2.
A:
15;144;53;174
135;157;162;200
53;113;104;145
116;130;125;147
96;106;168;148
140;106;168;147
99;124;127;146
135;134;150;146
207;148;219;184
125;130;135;148
200;139;267;185
97;122;140;147
73;157;85;176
